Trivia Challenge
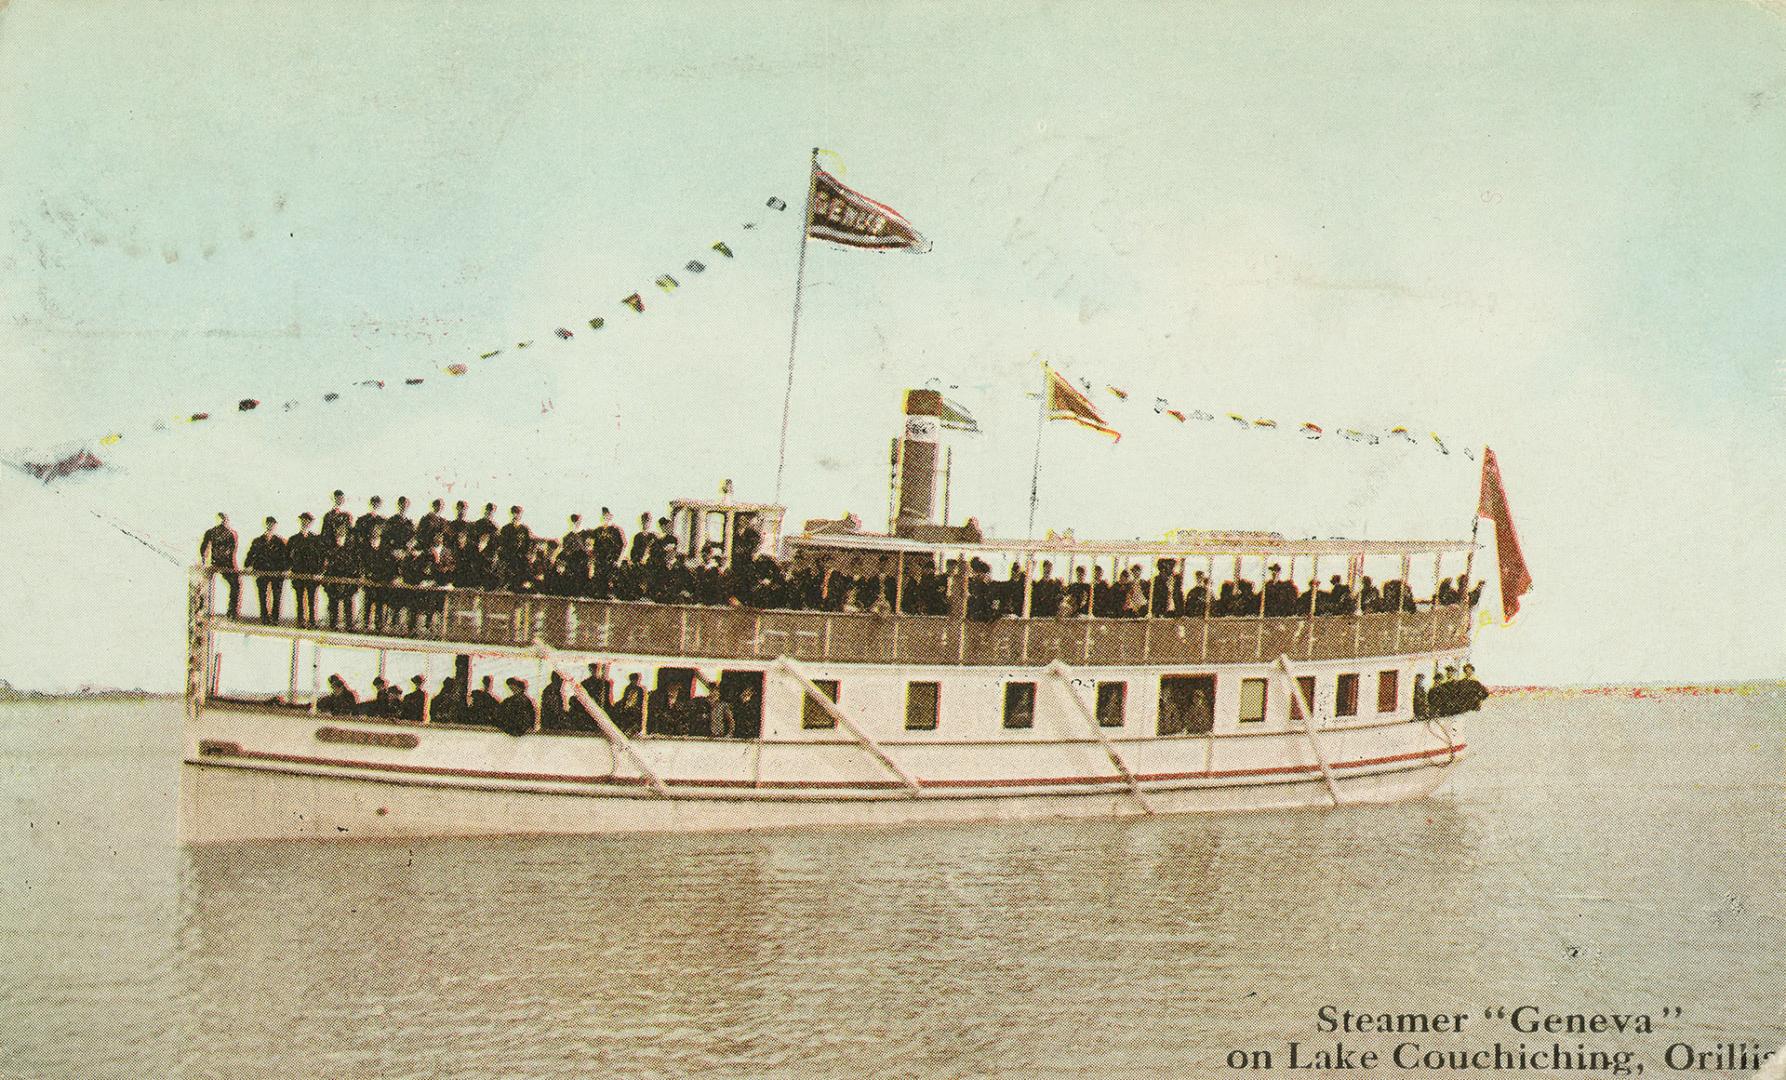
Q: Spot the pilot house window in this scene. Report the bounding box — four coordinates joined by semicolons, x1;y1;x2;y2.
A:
1003;682;1036;729
802;679;840;730
905;681;940;731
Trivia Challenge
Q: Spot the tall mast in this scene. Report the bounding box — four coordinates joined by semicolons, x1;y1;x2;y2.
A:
772;148;822;505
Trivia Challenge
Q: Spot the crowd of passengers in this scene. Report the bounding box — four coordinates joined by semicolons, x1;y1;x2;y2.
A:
197;491;1486;630
312;663;741;738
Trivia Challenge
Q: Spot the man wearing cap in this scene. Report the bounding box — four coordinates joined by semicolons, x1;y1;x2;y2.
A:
287;512;325;627
628;511;654;564
199;512;241;619
319;674;358;715
467;675;500;726
243;516;289;625
322;523;360;629
416;498;448;550
496;677;537;736
498;505;532;563
569;662;611;730
402;674;430;723
352;496;385;547
321;490;352;543
468;502;499;550
383;495;415;552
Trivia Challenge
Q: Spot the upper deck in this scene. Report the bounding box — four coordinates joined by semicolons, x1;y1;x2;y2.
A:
203;575;1473;667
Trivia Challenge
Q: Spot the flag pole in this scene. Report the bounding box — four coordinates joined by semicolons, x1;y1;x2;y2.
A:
1027;362;1048;537
772;148;822;505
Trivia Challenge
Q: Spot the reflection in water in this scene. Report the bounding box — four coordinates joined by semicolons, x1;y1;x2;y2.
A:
173;803;1480;1077
2;693;1781;1079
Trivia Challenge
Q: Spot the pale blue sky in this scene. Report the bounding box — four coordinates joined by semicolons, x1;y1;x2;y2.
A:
4;0;1784;689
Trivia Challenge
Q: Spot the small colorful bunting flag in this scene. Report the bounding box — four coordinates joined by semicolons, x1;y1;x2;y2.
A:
711;241;733;258
1106;385;1129;400
1431;432;1450;455
554;327;574;340
323;393;339;402
685;260;705;274
1189;410;1214;422
1228;413;1249;428
189;413;210;423
655;275;679;293
100;433;122;446
1301;422;1323;438
1166;409;1185;422
767;197;788;211
587;317;605;331
237;399;259;412
446;364;468;376
1253;418;1277;430
622;293;644;312
479;349;502;360
405;378;424;385
515;341;532;350
357;380;385;389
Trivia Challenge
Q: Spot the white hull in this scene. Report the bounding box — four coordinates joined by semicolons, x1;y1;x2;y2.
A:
180;703;1464;843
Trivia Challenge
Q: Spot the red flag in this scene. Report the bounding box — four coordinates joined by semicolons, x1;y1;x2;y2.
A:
1477;447;1533;622
1046;366;1120;441
808;169;930;252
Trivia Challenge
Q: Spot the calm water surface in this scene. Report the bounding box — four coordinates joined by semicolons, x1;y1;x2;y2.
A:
1;691;1781;1078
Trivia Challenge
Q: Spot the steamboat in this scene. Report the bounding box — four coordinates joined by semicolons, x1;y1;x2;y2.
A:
180;389;1503;842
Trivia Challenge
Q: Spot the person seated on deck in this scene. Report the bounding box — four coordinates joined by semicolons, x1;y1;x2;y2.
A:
378;679;405;719
1436;576;1461;606
318;674;358;715
433;675;462;725
1357;575;1380;615
467;675;500;726
402;675;429;722
1262;564;1298;617
496;677;536;736
610;673;645;735
540;671;570;732
1316;575;1353;616
1180;571;1210;618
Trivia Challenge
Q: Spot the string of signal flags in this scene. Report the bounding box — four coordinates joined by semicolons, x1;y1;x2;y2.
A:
10;194;798;485
1037;361;1481;462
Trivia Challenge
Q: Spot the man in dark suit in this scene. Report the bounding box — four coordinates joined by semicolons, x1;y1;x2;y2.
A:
287;512;325;627
467;675;500;725
243;516;289;624
444;500;471;550
322;524;360;629
318;674;358;715
360;527;398;630
320;490;352;543
352;496;385;547
496;677;537;736
199;512;241;618
592;508;626;566
468;503;499;550
383;496;415;552
417;498;448;550
628;511;654;564
610;673;645;734
401;674;429;722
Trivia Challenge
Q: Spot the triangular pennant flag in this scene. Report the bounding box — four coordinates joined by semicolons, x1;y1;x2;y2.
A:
622;293;644;312
808;169;930;252
405;378;424;385
1228;413;1249;428
655;275;679;293
445;363;468;376
1389;425;1416;443
323;393;339;402
767;196;788;211
711;241;733;258
587;317;605;331
188;413;210;423
1301;422;1323;438
100;433;122;446
1165;408;1185;422
1189;409;1214;422
1045;365;1121;442
357;380;385;389
238;399;260;411
479;349;502;360
554;327;574;340
515;341;532;350
1431;432;1450;455
1253;418;1277;430
685;260;706;274
1105;385;1129;400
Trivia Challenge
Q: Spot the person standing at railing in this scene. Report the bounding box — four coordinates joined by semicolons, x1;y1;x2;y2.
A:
243;517;288;625
322;524;360;629
198;512;241;619
361;526;398;631
417;498;448;551
288;513;325;628
352;495;385;547
321;490;352;543
384;496;415;553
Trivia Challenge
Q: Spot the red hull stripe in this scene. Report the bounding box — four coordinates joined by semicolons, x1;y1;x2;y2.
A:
195;741;1465;792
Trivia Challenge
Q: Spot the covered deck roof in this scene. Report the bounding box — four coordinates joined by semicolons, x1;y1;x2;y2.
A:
785;530;1474;560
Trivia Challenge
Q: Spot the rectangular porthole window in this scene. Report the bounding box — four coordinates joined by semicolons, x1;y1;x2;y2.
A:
1289;675;1316;722
802;679;839;730
905;681;940;731
1003;682;1036;729
1336;673;1360;717
1238;677;1268;722
1096;681;1127;728
1377;670;1399;713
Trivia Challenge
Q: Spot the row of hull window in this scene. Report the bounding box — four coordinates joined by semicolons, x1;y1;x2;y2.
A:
795;670;1403;734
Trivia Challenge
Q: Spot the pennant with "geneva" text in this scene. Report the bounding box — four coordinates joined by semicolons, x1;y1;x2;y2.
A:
808;168;931;252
